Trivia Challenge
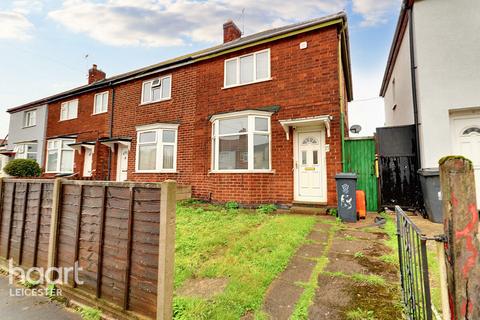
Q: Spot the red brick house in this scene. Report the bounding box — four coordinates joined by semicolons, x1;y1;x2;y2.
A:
7;12;353;207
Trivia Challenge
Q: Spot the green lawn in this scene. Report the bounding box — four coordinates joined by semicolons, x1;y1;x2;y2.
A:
173;201;316;320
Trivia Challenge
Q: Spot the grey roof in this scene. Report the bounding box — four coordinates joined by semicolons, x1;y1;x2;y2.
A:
7;11;349;113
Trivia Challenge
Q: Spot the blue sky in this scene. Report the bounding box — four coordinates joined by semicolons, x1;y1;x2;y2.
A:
0;0;401;138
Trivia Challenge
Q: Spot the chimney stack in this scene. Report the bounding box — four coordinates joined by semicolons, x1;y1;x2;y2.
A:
223;19;242;43
88;64;106;84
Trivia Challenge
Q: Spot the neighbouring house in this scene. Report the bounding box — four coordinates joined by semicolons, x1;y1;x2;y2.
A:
380;0;480;209
6;12;353;207
7;65;112;180
3;104;48;169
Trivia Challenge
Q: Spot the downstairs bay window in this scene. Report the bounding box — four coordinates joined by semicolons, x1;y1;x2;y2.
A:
135;123;178;172
46;139;75;173
211;111;271;172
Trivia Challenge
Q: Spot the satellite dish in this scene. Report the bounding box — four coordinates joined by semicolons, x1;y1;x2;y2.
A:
350;125;362;134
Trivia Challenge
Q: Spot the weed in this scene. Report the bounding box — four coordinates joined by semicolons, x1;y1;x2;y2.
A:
346;308;376;320
20;279;39;288
379;254;398;265
179;198;203;206
79;306;102;320
351;273;386;286
256;204;277;214
224;201;239;210
327;208;338;217
354;252;364;259
345;235;355;241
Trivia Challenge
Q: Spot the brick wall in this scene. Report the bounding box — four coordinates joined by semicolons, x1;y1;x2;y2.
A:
45;89;111;179
111;25;345;206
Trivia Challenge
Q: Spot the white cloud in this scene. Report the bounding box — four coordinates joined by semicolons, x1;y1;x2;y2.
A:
48;0;347;47
352;0;401;27
12;0;44;15
0;11;34;40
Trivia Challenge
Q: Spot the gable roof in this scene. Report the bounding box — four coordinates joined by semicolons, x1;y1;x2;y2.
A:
7;12;352;113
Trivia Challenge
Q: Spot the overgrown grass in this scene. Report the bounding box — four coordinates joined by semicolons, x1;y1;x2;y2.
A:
346;308;376;320
351;273;387;286
174;202;316;319
79;306;102;320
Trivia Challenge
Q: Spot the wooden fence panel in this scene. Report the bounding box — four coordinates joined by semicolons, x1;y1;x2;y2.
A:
0;178;176;320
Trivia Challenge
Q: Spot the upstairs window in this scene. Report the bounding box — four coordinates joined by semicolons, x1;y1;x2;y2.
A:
94;91;109;114
46;139;75;173
141;75;172;104
60;99;78;121
224;49;271;87
23;110;36;127
211;111;271;172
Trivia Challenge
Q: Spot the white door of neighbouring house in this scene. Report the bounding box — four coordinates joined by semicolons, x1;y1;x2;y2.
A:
294;129;327;202
117;146;129;182
451;115;480;208
83;148;93;177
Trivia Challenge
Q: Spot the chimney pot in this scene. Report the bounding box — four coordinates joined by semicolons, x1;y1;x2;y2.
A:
223;19;242;43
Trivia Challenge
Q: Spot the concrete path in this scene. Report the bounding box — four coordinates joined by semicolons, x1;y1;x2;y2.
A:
0;276;80;320
261;214;403;320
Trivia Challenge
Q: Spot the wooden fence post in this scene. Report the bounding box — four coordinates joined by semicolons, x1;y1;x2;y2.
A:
47;178;63;276
157;180;176;320
439;156;480;319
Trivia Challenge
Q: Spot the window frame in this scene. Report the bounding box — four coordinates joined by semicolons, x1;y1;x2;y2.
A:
135;123;178;173
93;91;109;115
14;142;38;161
23;109;37;128
210;110;272;173
140;75;172;105
223;49;271;88
45;138;76;173
59;99;78;121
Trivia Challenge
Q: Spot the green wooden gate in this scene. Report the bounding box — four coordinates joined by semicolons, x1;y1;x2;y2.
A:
343;137;378;211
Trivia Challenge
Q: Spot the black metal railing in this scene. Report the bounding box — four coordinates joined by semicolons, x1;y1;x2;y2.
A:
395;206;435;320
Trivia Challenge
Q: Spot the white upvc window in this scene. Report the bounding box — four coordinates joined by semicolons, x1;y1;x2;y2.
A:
15;143;38;161
141;75;172;104
23;110;36;127
211;110;272;172
224;49;271;88
60;99;78;121
94;91;109;114
135;123;178;172
46;138;75;173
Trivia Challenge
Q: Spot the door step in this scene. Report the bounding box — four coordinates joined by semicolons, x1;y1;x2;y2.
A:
290;205;329;215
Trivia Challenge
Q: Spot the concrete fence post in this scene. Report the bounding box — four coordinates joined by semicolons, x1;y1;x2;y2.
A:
0;178;3;223
157;180;176;320
47;178;63;277
439;157;480;319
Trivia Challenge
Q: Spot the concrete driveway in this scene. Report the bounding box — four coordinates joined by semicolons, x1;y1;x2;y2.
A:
0;276;80;320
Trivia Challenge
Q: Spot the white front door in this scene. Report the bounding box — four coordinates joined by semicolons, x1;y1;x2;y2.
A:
116;146;129;182
83;148;93;177
294;130;327;202
452;115;480;208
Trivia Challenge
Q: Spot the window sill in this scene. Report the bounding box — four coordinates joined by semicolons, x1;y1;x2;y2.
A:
222;78;273;90
139;98;172;106
209;169;275;174
92;111;108;116
134;170;177;174
22;125;36;129
59;118;77;122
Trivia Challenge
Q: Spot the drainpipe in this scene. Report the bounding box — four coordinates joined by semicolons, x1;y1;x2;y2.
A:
107;84;115;180
407;2;422;169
